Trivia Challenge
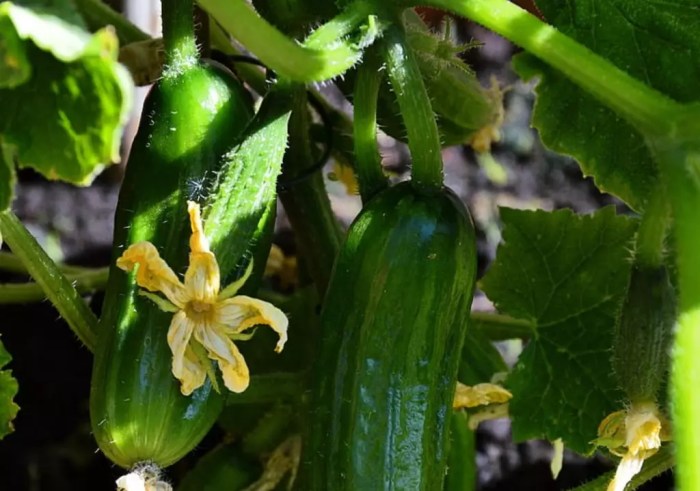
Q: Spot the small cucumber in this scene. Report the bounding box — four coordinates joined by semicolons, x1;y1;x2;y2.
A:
305;181;477;489
612;264;676;404
90;61;253;468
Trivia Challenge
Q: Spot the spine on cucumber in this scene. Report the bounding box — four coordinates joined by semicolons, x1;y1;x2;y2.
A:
90;57;255;467
305;182;477;489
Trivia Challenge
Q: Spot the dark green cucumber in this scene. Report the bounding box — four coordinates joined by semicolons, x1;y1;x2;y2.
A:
89;61;255;468
305;181;477;489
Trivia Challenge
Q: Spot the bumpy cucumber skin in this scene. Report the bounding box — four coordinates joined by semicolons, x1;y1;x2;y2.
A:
305;182;477;490
90;62;253;468
613;265;676;404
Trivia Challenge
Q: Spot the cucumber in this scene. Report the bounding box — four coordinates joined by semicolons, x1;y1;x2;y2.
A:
612;264;676;404
304;181;477;489
90;72;294;468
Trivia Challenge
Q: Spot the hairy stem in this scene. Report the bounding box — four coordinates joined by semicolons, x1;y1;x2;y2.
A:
383;23;443;190
162;0;199;73
0;211;97;350
197;0;362;82
353;48;387;202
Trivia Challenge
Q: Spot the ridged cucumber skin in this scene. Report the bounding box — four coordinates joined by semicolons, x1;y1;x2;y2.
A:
305;182;477;490
613;264;676;404
90;62;254;468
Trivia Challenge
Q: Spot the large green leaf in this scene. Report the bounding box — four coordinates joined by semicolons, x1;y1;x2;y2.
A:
0;2;132;185
0;337;19;440
513;0;700;210
480;207;636;453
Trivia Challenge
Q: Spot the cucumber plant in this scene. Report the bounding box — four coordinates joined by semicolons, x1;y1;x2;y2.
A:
0;0;698;490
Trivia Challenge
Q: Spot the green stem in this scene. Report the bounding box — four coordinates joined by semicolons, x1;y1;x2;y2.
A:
635;186;670;268
422;0;684;137
197;0;362;82
0;251;102;276
353;48;387;202
569;445;674;491
303;0;371;49
0;211;97;351
0;268;108;304
278;84;343;298
470;311;534;341
73;0;149;45
162;0;199;74
383;23;443;190
650;133;700;491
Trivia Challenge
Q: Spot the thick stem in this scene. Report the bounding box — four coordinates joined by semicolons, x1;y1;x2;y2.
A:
0;251;101;275
383;23;443;190
0;268;108;304
161;0;199;74
353;48;387;202
278;85;343;299
0;211;97;351
197;0;361;83
651;135;700;491
422;0;685;137
303;0;372;49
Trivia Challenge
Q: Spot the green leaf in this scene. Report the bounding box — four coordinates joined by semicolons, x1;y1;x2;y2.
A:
0;2;132;184
0;337;19;440
513;0;700;210
0;141;16;211
480;207;636;453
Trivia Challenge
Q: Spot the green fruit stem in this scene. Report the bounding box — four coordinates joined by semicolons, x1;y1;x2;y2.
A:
353;48;387;202
383;23;444;190
162;0;199;74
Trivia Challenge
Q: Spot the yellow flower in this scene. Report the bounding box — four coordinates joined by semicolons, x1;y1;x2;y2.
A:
453;381;512;409
453;381;513;430
116;201;288;396
596;402;671;491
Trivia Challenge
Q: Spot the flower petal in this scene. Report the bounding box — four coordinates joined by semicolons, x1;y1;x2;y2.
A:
216;341;250;393
167;311;205;395
453;382;513;409
607;452;644;491
187;201;211;253
184;251;221;302
117;242;187;307
193;323;250;393
215;296;289;352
